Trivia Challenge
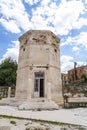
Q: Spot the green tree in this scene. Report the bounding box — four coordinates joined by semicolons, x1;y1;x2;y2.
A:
0;57;17;87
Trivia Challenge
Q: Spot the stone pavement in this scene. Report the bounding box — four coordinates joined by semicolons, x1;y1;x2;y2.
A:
0;106;87;126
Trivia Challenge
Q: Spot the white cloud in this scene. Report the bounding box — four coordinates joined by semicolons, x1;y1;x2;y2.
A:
77;61;86;67
61;32;87;49
73;32;87;48
41;0;51;6
29;0;85;36
25;0;40;5
0;18;20;33
25;0;51;6
2;41;19;62
61;37;72;47
53;0;84;35
0;0;86;36
60;55;85;73
73;18;87;29
72;46;80;52
61;55;74;73
0;0;32;33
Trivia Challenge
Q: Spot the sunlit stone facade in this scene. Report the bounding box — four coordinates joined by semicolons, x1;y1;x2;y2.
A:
15;30;63;106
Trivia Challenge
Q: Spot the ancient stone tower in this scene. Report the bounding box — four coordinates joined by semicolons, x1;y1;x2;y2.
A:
15;30;63;108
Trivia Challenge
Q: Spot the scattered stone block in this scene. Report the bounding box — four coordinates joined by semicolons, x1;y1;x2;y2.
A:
26;124;50;130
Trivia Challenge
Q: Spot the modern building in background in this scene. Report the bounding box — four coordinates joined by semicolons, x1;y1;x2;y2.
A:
68;65;87;82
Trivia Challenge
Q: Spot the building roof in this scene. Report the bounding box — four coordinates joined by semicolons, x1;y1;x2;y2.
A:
68;65;87;73
19;30;60;44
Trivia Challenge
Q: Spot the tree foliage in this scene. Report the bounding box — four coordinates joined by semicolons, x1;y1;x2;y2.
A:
0;57;17;87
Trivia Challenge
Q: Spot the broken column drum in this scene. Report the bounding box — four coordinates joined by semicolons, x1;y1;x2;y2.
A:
15;30;63;105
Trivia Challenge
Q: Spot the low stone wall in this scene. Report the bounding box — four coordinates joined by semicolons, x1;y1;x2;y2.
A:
0;86;15;98
68;97;87;102
64;97;87;108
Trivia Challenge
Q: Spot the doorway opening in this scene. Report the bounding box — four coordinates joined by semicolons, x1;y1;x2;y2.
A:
34;72;44;97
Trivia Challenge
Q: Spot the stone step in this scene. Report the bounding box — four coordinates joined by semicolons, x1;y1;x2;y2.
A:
31;98;47;102
18;101;59;110
0;98;59;110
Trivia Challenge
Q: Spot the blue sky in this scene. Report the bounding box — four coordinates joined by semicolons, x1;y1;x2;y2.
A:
0;0;87;73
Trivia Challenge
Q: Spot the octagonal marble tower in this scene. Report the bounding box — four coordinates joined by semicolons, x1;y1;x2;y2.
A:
15;30;63;108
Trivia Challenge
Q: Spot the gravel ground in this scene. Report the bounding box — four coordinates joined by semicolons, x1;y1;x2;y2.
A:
0;117;87;130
